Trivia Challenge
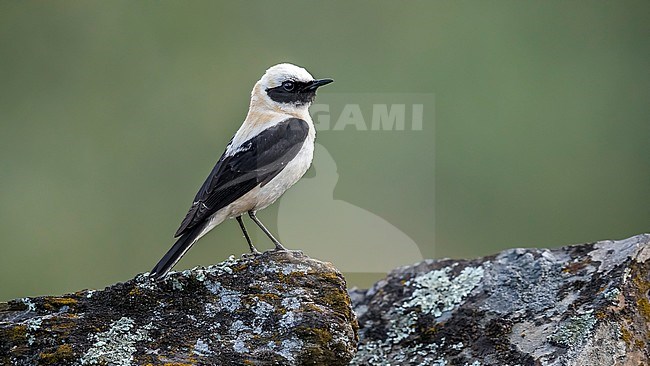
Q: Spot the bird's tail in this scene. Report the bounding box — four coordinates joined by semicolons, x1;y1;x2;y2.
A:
149;225;205;281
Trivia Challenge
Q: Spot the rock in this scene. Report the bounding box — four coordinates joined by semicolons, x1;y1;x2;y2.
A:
0;251;358;366
350;234;650;365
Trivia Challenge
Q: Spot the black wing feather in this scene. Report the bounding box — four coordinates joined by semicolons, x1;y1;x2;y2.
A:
174;118;309;237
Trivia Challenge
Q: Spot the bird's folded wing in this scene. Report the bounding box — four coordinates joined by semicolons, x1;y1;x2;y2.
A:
174;118;310;237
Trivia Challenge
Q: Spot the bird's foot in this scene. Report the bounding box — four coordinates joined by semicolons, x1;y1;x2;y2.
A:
273;243;288;251
241;250;262;259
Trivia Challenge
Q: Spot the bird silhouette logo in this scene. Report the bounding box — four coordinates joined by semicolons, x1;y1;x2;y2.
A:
278;143;424;273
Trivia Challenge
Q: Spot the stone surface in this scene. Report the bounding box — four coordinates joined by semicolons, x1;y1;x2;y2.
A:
0;251;358;366
350;234;650;366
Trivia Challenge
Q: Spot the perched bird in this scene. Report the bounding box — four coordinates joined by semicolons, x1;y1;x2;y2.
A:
149;63;333;280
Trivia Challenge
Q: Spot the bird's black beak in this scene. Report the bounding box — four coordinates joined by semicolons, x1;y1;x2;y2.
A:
302;78;334;92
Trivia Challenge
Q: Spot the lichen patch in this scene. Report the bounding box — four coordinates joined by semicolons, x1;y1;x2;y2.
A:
80;317;151;366
403;266;484;317
548;312;597;347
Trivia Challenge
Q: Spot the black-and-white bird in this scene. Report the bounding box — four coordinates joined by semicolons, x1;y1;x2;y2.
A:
149;63;333;280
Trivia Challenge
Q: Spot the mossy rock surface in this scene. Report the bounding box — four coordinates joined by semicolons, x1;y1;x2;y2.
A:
0;251;358;366
3;235;648;365
350;234;650;365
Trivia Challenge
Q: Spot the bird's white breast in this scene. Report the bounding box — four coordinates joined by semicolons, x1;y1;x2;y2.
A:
214;113;316;220
253;126;315;211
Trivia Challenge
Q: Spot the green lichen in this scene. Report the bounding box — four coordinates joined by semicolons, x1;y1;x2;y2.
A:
626;260;650;351
631;264;650;322
318;270;344;284
303;302;325;314
41;296;78;311
317;275;358;336
637;297;650;322
253;293;280;305
275;270;307;285
294;326;336;362
548;313;597;347
634;339;645;348
322;286;352;316
5;325;27;342
231;263;249;272
38;344;74;364
304;327;333;344
620;326;633;347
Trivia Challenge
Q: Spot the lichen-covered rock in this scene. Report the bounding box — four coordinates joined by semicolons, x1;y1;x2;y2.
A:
0;251;358;366
350;234;650;365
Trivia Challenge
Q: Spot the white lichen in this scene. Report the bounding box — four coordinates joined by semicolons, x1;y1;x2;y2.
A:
204;302;220;318
21;298;36;312
171;277;184;290
281;296;300;311
26;317;42;331
195;270;207;282
352;265;484;365
185;255;238;282
263;262;311;276
279;311;300;328
204;255;237;276
135;274;157;291
402;266;484;317
351;340;389;365
252;300;274;318
251;300;274;334
387;312;417;343
352;339;446;366
603;287;621;305
22;317;43;345
548;312;597;347
205;281;241;312
232;332;252;354
229;320;249;334
193;338;212;356
562;321;627;366
278;338;303;362
80;317;151;366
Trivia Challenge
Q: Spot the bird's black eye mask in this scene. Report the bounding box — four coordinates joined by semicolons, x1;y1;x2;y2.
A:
266;80;317;105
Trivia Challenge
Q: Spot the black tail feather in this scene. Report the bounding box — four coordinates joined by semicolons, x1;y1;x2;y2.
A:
149;224;204;280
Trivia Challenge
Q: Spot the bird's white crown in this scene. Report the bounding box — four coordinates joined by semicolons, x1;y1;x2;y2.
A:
260;63;315;90
250;63;319;116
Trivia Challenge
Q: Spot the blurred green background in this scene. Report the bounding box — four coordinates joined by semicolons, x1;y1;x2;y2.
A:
1;1;648;301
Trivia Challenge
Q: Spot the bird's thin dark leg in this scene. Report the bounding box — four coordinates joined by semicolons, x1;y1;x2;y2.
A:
236;215;260;254
248;211;287;251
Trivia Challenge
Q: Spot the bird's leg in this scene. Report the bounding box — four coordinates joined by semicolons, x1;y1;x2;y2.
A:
236;215;260;254
248;211;287;251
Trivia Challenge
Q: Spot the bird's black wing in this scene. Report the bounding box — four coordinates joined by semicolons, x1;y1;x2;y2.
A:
174;118;310;237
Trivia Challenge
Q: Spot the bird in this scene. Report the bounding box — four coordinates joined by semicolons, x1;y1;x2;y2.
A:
149;63;333;280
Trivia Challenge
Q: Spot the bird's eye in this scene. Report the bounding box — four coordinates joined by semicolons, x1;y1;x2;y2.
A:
282;81;295;92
